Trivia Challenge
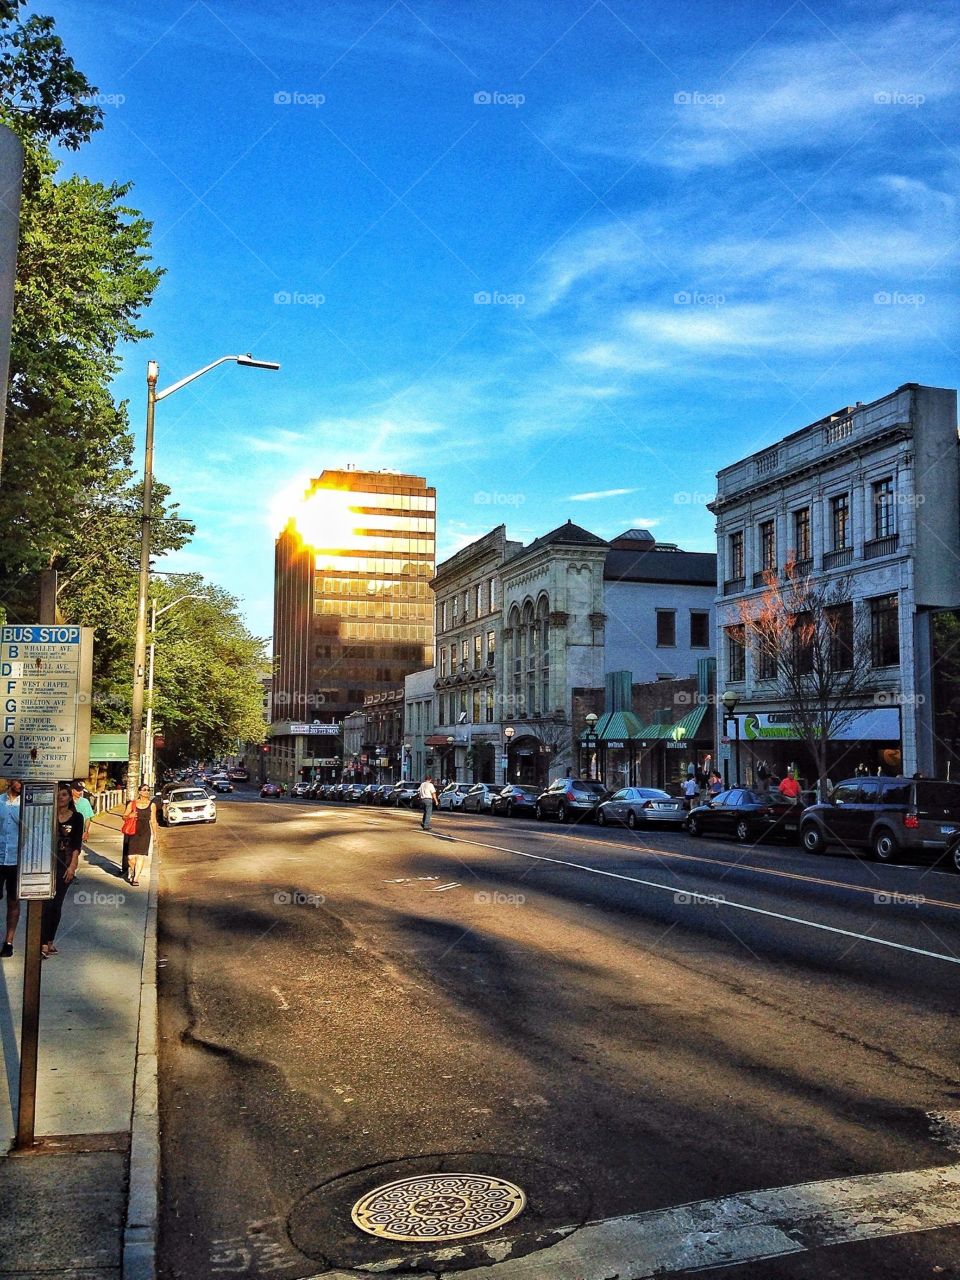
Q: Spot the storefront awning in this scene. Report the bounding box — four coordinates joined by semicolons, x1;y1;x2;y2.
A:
639;703;710;741
579;702;710;744
579;710;645;744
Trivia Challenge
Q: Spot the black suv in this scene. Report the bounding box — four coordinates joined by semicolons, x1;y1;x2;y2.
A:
798;776;960;862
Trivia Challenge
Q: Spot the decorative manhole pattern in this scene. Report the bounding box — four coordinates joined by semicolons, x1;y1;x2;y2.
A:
351;1172;526;1242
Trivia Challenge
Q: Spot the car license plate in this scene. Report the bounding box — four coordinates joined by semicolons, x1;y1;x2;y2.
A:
784;822;798;831
941;825;956;835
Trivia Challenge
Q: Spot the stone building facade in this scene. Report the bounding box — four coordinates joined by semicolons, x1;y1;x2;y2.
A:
711;383;959;784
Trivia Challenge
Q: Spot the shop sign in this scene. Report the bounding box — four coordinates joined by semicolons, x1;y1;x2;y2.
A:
736;707;900;742
606;740;625;749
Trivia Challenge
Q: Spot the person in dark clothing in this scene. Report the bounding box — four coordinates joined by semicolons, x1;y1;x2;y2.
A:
41;785;83;958
123;785;158;886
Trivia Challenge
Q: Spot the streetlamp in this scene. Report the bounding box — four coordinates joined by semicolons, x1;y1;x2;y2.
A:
584;712;598;780
721;690;741;786
503;725;514;783
127;353;280;799
446;734;455;782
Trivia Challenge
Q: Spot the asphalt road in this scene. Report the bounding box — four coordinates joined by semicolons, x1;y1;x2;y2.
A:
157;791;960;1279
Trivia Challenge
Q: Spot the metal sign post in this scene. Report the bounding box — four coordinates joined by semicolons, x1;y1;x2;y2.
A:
15;783;56;1150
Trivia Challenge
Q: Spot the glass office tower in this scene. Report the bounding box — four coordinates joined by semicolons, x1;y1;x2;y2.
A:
273;470;436;721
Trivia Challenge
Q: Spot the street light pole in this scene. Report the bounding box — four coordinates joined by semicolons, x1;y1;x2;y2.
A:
126;354;279;800
721;690;741;786
503;725;514;784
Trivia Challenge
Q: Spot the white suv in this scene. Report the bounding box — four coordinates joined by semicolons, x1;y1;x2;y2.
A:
162;786;217;826
438;783;472;810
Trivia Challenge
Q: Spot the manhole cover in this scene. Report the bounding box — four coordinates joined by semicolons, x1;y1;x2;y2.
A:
351;1172;526;1242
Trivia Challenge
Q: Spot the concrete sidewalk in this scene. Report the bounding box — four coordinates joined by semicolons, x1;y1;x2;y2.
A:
0;809;158;1279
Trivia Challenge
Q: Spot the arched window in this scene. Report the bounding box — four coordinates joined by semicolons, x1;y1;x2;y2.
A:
537;597;550;713
522;601;536;716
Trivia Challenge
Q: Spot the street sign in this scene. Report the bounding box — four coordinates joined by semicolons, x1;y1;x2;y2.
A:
17;783;55;900
89;732;130;762
1;625;93;780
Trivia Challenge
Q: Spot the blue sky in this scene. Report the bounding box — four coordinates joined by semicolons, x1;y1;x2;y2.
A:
44;1;959;638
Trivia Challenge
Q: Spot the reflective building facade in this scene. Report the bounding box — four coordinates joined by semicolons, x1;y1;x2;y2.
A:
273;469;436;725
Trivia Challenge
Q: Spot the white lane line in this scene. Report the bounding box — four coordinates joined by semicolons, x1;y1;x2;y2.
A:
448;836;960;967
270;986;289;1010
428;882;461;892
310;1161;960;1280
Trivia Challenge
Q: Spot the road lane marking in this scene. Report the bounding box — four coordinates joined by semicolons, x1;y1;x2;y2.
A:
448;837;960;967
270;986;289;1010
428;882;461;892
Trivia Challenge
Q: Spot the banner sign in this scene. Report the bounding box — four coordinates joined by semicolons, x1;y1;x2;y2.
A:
17;782;55;900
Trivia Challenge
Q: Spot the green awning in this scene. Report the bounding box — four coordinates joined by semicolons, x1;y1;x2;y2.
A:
579;702;710;744
579;710;645;744
637;703;710;741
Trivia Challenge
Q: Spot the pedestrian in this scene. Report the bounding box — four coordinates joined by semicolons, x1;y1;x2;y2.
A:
123;784;158;887
41;784;83;958
708;771;723;798
756;760;770;795
70;780;94;846
682;774;700;810
778;773;802;805
0;780;22;958
418;775;438;830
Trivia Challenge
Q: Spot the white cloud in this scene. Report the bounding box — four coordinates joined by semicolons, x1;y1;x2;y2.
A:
568;487;638;501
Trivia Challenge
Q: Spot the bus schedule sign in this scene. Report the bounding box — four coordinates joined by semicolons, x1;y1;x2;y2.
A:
1;625;94;781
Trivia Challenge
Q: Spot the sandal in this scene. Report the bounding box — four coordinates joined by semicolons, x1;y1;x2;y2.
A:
47;944;58;954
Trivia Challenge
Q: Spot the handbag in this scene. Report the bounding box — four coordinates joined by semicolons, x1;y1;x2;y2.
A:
121;806;139;837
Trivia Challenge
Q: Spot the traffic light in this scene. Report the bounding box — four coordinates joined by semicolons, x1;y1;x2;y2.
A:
262;744;270;753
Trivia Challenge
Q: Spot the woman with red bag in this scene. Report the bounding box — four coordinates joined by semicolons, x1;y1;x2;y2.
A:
122;785;158;887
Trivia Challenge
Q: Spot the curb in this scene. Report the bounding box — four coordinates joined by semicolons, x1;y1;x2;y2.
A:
122;838;160;1280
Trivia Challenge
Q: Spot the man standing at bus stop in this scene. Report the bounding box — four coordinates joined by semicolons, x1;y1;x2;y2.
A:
0;779;22;957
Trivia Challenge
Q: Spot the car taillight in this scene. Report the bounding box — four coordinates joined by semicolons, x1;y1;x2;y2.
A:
904;813;919;828
642;800;654;809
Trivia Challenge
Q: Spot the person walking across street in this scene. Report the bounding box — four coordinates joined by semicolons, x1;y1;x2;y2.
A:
778;772;802;805
124;784;158;886
41;784;83;958
418;775;438;830
0;780;22;958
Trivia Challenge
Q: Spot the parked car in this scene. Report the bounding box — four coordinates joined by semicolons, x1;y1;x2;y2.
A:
369;783;395;804
535;778;609;823
490;784;540;818
461;783;497;813
161;786;216;826
437;783;472;810
687;788;803;843
260;782;283;798
289;781;311;797
799;776;960;862
388;781;420;807
597;787;686;830
210;777;234;793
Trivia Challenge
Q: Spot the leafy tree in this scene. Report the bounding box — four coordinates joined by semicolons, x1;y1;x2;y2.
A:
145;577;270;766
737;563;878;796
0;2;102;150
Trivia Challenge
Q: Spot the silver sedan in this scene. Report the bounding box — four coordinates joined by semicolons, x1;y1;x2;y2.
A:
597;787;685;830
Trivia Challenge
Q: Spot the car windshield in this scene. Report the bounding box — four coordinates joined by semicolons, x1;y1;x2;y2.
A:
172;789;206;802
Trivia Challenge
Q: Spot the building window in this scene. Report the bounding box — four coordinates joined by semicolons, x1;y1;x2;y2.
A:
472;689;482;724
440;648;447;678
756;633;777;680
485;686;494;722
827;603;854;671
488;578;497;610
441;600;448;632
690;611;710;648
830;493;849;550
873;477;896;539
473;634;482;670
791;610;814;675
437;694;445;726
656;609;676;647
475;583;484;617
793;507;811;563
451;596;460;624
729;530;744;579
726;624;745;681
460;638;469;671
870;594;899;667
759;519;776;573
486;630;496;666
449;643;457;676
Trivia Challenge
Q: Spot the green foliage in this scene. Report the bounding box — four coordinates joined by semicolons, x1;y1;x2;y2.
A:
0;4;101;149
146;577;269;764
